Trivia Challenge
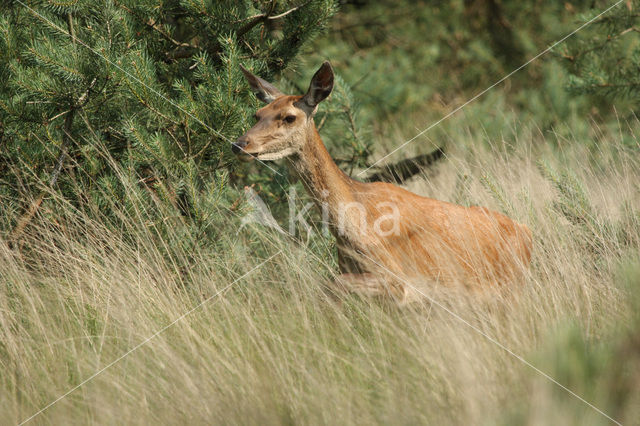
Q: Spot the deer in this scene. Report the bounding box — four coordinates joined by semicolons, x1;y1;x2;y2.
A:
234;61;532;303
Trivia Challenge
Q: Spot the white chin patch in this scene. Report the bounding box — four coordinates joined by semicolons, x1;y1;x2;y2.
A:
257;148;296;161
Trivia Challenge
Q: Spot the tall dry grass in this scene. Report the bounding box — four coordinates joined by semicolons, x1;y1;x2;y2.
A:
1;120;639;425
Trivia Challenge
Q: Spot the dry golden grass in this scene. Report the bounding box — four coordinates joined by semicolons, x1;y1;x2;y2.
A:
1;120;639;425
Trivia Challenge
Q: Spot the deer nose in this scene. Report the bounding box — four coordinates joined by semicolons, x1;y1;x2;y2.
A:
232;137;248;154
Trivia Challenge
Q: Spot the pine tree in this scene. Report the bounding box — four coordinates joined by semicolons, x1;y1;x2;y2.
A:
0;0;338;240
560;0;640;105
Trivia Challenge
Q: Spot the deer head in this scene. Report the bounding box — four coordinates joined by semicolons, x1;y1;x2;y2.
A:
233;61;334;161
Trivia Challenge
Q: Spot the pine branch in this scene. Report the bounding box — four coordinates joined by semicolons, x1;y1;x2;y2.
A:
113;1;199;60
163;1;313;61
561;26;640;62
590;12;640;26
7;78;97;248
7;111;73;248
235;1;314;44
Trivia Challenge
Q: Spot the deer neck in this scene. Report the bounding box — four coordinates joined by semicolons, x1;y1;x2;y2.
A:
288;123;357;211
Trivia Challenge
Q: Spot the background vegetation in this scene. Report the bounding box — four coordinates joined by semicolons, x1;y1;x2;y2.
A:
1;0;639;424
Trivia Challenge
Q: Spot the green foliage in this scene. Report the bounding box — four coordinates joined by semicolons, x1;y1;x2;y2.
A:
297;0;640;160
561;0;640;108
307;0;591;126
0;0;338;237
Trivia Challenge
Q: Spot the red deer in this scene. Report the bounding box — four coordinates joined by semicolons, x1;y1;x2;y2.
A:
234;62;532;302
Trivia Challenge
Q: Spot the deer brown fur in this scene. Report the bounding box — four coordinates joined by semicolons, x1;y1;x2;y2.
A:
235;62;532;302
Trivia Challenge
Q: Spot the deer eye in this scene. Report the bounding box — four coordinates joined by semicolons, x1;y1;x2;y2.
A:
284;115;296;124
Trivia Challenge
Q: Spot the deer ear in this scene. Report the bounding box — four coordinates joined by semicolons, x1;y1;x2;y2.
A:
240;65;284;104
295;61;334;116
